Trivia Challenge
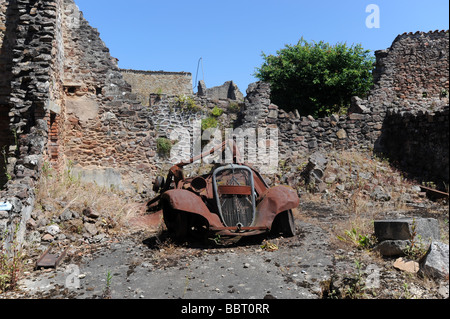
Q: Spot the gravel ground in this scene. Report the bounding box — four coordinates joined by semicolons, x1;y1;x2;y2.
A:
5;199;448;301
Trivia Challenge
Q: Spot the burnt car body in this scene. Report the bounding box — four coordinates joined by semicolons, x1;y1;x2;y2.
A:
146;141;299;240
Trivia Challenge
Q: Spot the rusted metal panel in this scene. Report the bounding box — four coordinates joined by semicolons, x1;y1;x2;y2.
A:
162;189;223;228
36;247;69;269
420;185;449;199
254;185;300;228
218;185;252;196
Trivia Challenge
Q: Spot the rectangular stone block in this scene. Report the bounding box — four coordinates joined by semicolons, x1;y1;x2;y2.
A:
374;218;440;242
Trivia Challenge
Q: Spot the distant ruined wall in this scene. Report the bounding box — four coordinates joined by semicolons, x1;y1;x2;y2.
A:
197;80;244;101
121;69;192;106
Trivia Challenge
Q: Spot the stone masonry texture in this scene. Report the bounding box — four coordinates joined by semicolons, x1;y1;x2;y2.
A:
0;0;448;245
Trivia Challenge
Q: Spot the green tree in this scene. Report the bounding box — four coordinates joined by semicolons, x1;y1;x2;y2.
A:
254;38;375;118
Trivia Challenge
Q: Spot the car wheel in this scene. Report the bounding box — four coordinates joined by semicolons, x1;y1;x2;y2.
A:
173;212;188;241
271;210;296;237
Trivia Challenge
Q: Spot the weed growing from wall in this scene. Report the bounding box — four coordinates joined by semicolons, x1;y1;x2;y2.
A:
156;138;173;158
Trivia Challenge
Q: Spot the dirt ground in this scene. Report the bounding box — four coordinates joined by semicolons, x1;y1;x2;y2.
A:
2;196;447;301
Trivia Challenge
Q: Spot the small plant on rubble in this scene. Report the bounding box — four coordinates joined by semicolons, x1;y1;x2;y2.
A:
261;240;279;251
101;270;113;299
337;226;375;250
403;218;428;261
0;225;24;293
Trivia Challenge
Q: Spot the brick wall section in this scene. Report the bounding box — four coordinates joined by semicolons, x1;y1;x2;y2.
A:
121;69;192;106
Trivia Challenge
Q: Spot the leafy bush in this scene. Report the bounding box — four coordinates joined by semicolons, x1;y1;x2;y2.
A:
254;37;375;118
156;138;173;157
201;117;218;131
211;106;224;117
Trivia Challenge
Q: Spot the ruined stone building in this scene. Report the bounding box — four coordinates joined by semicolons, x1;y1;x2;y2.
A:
0;0;448;244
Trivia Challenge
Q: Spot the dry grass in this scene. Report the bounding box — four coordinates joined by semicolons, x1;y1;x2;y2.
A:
296;148;439;250
34;163;143;236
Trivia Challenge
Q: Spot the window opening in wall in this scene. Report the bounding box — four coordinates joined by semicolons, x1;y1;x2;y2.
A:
67;86;77;94
95;87;103;95
64;84;82;95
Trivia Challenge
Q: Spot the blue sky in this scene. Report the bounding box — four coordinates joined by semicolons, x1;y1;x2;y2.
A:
74;0;449;94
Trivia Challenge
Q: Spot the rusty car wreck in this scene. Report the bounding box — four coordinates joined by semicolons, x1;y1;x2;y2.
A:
146;140;300;241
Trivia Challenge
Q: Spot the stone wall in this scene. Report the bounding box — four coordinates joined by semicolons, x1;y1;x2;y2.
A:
352;30;449;114
0;0;16;189
0;0;65;244
237;82;383;160
379;106;449;187
121;69;192;106
367;30;449;187
61;0;158;193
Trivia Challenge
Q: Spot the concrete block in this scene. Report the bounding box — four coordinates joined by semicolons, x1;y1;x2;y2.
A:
374;218;440;242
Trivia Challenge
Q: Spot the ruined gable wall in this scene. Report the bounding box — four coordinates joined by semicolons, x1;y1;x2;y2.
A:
357;30;449;113
371;31;449;186
389;31;449;104
61;0;160;194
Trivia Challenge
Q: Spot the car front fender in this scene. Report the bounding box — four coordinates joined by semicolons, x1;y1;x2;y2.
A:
254;185;300;228
161;189;223;228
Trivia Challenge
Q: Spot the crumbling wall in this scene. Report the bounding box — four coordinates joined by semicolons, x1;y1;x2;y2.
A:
197;80;244;101
379;106;449;187
370;31;449;186
0;0;65;244
238;82;382;159
352;30;449;114
121;69;192;106
0;0;17;189
61;0;159;193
